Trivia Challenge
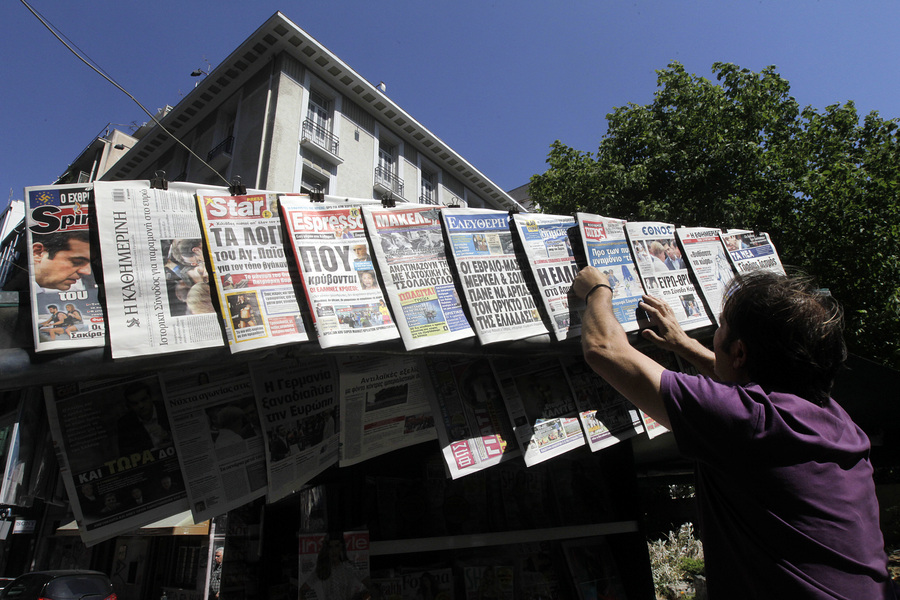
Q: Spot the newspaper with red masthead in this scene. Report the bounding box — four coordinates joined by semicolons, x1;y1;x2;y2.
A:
361;203;475;350
299;531;370;596
626;220;712;331
511;213;581;341
676;227;736;325
25;183;106;352
420;356;519;479
721;229;786;276
442;208;548;344
577;213;646;333
195;190;309;352
93;180;226;358
280;197;399;348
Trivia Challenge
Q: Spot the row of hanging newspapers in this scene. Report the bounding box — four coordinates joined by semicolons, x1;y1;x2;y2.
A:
25;180;785;545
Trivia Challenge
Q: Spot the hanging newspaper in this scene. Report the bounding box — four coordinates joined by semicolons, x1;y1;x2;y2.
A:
93;181;225;358
676;227;736;325
44;375;189;546
560;356;644;452
577;213;646;333
721;229;786;276
337;354;436;466
421;356;519;479
25;184;105;352
362;204;475;350
299;530;370;597
280;198;399;348
491;356;585;467
442;208;547;344
159;365;266;522
248;354;339;504
511;213;581;340
196;190;309;352
625;221;712;331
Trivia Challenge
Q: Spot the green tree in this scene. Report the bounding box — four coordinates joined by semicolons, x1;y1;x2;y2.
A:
530;62;900;367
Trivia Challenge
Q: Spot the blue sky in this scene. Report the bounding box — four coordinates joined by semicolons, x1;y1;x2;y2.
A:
3;1;899;211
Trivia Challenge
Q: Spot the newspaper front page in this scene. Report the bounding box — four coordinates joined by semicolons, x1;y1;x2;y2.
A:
299;531;370;596
196;190;309;352
93;181;225;358
159;366;267;522
577;213;646;333
362;204;475;350
248;355;339;504
25;184;106;352
44;376;189;546
337;354;436;467
491;356;585;467
511;213;581;341
280;198;399;348
442;208;548;344
560;356;644;452
626;221;712;332
420;356;519;479
721;229;786;275
676;227;736;325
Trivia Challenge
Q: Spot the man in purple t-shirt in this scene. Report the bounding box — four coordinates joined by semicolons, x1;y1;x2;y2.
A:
573;267;895;599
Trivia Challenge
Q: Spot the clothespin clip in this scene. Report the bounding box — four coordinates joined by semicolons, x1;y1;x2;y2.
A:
381;193;396;208
445;196;461;208
150;171;168;190
508;208;519;216
229;176;246;196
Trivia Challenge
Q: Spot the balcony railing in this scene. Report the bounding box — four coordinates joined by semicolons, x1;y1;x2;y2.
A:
207;136;235;163
374;165;404;197
301;119;340;159
418;194;437;205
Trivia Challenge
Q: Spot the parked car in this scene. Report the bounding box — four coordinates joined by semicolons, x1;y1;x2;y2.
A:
0;571;116;600
0;579;14;591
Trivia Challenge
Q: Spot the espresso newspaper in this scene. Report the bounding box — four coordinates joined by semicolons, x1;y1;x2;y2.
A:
676;227;736;325
576;213;645;333
196;190;309;352
721;229;786;276
362;204;475;350
93;181;225;358
511;213;581;341
44;375;189;546
626;221;712;332
25;184;105;352
280;198;399;348
441;208;548;344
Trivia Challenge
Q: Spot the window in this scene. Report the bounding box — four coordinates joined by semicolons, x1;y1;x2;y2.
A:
420;170;436;205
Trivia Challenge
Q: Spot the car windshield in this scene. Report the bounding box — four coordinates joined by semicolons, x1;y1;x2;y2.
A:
2;574;53;599
45;575;112;600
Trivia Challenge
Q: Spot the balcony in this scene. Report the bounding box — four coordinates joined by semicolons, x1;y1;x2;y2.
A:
207;136;234;171
418;194;438;205
374;165;404;197
300;119;342;164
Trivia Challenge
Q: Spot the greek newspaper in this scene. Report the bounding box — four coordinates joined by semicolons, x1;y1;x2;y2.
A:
337;354;436;466
44;376;189;546
420;356;519;479
626;221;712;331
676;227;736;325
721;229;786;275
491;356;585;467
248;355;339;504
362;204;475;350
561;356;644;452
159;366;267;522
442;208;548;344
93;181;225;358
25;184;105;352
280;198;400;348
511;213;581;341
196;190;309;352
576;213;646;333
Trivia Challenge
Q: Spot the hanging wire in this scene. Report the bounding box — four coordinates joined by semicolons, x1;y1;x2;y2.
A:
19;0;231;187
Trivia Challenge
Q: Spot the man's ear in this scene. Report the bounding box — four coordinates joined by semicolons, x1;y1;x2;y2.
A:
32;242;45;261
731;339;748;371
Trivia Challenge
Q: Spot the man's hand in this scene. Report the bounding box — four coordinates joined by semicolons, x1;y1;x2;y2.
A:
639;294;693;352
572;266;610;300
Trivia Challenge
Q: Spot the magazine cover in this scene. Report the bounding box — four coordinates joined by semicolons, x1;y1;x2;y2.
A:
441;208;548;344
576;213;646;333
676;227;736;324
362;204;475;350
721;229;786;276
196;190;309;352
511;213;581;340
625;221;712;332
280;198;399;348
93;181;225;358
25;184;105;352
299;531;370;598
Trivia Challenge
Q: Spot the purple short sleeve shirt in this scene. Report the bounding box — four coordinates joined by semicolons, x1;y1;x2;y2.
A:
661;370;895;599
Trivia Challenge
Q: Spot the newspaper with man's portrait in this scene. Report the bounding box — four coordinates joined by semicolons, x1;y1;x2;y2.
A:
721;229;786;276
676;227;736;325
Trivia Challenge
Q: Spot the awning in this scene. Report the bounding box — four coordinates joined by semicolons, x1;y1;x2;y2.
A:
56;511;209;536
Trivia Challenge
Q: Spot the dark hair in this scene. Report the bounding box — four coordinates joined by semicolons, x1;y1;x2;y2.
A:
721;271;846;405
35;230;90;259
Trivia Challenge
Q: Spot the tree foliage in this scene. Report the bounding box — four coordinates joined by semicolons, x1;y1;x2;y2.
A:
530;62;900;367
